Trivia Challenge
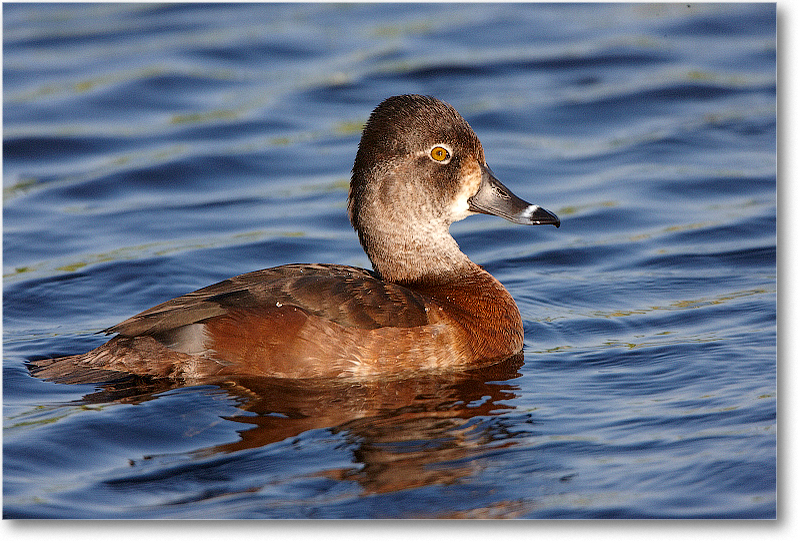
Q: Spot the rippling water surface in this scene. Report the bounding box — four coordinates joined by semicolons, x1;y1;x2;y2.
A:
3;3;776;519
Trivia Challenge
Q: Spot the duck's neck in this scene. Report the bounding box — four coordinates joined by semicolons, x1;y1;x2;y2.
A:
357;221;476;285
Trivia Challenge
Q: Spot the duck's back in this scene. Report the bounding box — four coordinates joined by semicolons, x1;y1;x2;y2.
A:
107;264;432;337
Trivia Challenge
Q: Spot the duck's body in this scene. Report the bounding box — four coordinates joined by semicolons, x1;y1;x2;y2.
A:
32;95;559;383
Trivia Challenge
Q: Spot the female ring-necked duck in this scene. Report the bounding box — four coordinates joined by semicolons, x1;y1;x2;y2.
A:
32;95;559;383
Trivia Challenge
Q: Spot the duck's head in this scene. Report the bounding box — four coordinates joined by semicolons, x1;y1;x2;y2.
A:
348;94;559;284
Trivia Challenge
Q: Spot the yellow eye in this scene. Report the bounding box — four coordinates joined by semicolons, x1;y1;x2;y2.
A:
430;145;451;162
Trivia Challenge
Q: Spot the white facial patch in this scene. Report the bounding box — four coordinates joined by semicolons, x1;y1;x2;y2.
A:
450;160;482;221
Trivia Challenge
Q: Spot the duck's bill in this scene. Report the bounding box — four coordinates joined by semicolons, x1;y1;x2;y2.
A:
468;164;560;227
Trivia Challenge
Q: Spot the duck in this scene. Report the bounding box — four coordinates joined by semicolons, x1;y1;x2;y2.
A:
31;94;559;383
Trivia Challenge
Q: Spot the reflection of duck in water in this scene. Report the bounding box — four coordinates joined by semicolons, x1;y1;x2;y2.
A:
91;356;527;510
209;355;524;455
32;95;558;383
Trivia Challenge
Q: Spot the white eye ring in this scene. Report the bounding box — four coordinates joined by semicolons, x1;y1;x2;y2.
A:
428;144;453;164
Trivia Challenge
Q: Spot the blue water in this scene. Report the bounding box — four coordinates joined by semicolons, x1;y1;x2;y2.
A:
3;3;776;519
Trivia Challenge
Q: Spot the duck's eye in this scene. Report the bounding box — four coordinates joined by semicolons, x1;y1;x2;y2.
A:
429;145;451;163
